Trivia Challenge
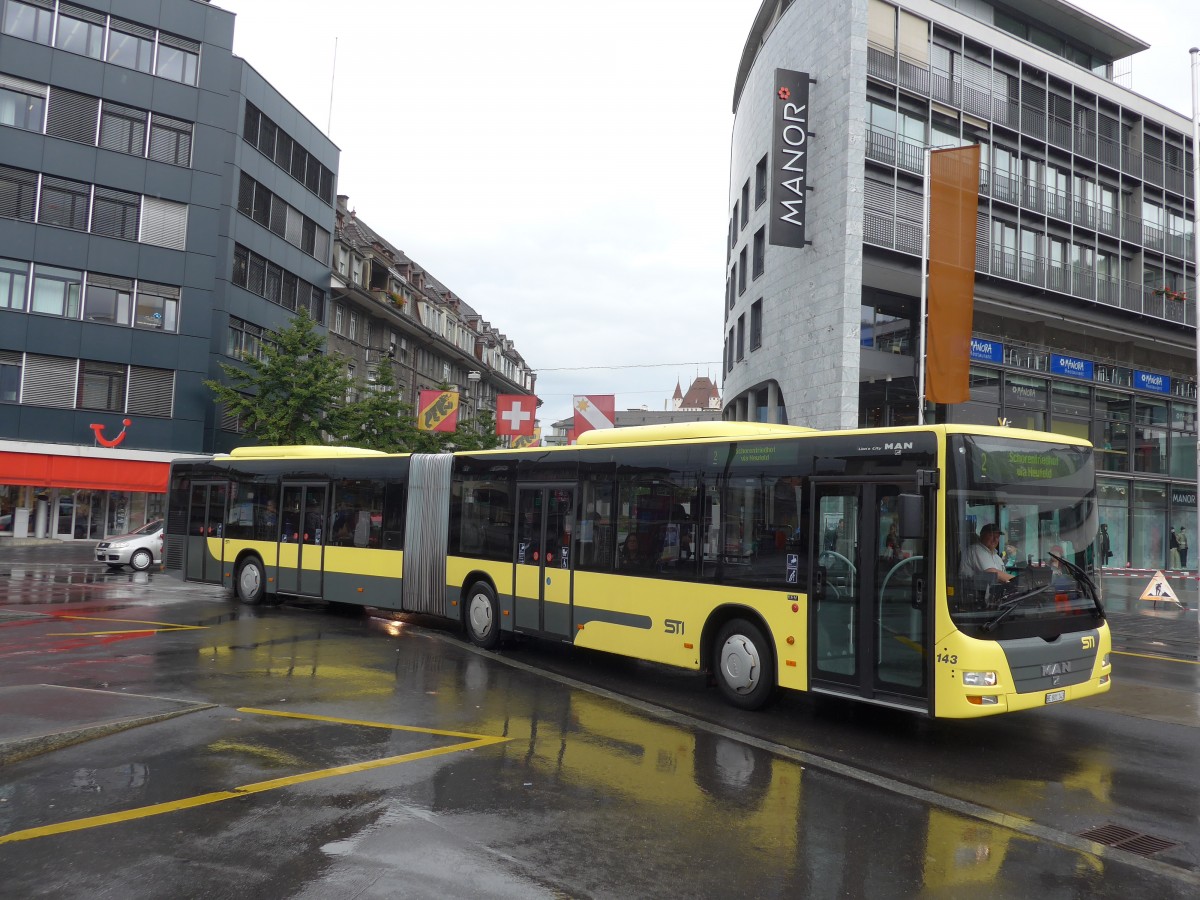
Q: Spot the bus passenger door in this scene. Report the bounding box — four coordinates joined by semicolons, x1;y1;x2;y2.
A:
277;482;327;596
513;485;575;639
185;481;226;584
809;480;928;707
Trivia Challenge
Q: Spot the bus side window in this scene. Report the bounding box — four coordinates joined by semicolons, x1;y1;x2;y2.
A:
382;482;405;550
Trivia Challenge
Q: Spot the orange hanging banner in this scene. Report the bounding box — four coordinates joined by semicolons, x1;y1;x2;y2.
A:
926;144;981;405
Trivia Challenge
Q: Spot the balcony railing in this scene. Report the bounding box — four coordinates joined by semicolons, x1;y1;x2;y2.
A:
866;50;1195;193
863;211;1197;329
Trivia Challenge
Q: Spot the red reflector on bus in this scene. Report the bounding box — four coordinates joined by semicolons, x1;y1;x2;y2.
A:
357;587;363;593
683;642;693;649
786;660;796;667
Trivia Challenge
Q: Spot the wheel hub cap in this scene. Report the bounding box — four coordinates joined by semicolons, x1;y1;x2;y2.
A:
721;635;759;694
470;595;492;637
240;567;260;596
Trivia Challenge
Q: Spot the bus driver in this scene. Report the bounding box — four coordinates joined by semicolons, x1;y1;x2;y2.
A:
961;522;1013;584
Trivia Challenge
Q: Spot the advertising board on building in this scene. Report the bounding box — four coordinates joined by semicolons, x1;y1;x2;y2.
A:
1134;370;1171;395
770;69;811;249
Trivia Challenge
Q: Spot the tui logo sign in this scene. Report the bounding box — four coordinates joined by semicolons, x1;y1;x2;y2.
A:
89;418;131;448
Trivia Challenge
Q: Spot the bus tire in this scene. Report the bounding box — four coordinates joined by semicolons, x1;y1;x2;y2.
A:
714;618;775;711
235;556;266;605
465;581;501;650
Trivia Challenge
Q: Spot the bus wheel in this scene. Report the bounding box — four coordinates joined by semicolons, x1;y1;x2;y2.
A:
235;556;266;605
714;618;775;710
465;581;501;650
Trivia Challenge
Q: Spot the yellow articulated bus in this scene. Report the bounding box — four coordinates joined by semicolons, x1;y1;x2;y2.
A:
166;421;1111;718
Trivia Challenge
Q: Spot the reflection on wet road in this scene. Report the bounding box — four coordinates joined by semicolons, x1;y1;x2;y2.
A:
0;549;1197;898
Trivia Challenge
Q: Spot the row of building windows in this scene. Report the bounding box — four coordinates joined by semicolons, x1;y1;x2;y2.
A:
725;298;764;373
865;0;1193;183
235;172;330;264
862;202;1195;323
0;256;180;331
863;109;1195;261
0;163;188;249
0;349;173;416
242;102;334;206
226;316;272;362
230;244;326;324
727;226;766;310
728;153;769;260
2;0;200;86
962;366;1196;480
0;73;193;167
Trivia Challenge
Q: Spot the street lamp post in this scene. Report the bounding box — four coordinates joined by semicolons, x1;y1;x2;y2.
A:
1190;47;1199;653
467;370;482;436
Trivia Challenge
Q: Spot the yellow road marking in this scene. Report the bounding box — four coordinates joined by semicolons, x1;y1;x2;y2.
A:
0;709;508;845
46;615;207;636
47;615;206;637
1112;649;1200;666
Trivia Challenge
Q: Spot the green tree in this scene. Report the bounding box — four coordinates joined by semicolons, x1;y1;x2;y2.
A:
338;360;422;452
456;408;502;451
205;309;355;445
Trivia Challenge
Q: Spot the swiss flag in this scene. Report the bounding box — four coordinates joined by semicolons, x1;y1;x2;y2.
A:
495;394;537;437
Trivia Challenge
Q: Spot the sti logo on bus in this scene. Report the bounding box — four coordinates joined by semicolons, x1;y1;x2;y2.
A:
665;619;684;635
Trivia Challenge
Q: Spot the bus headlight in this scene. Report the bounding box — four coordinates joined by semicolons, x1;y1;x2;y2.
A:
962;671;997;687
1101;653;1110;668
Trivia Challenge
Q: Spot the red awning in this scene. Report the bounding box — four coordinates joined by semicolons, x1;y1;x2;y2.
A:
0;452;169;493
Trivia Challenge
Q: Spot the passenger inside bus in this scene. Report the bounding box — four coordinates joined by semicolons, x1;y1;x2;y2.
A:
620;533;651;570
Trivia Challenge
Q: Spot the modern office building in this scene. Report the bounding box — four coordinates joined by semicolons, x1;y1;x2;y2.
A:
0;0;337;538
723;0;1196;569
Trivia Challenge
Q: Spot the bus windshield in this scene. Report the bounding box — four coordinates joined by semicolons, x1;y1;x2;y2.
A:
947;434;1101;636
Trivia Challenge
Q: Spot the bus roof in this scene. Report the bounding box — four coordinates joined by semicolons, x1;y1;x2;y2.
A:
575;421;814;446
219;446;387;459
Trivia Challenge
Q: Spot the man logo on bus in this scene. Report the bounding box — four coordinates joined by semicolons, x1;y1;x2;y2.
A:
884;441;913;452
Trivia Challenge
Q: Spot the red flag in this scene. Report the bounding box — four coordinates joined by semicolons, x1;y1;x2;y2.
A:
417;389;459;432
926;145;981;404
495;394;537;437
572;394;615;436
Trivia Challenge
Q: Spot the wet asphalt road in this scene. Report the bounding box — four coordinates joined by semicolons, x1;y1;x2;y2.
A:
0;544;1198;899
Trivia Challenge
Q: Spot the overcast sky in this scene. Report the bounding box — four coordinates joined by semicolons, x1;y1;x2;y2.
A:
213;0;1196;431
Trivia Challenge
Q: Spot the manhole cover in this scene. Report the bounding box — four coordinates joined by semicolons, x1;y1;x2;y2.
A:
1078;824;1179;857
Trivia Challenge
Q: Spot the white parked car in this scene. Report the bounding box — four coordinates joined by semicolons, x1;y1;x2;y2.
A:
96;520;164;572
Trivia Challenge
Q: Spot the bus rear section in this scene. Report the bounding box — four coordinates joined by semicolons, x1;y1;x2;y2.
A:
164;449;412;609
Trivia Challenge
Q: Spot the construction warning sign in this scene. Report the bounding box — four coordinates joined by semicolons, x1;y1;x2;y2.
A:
1139;570;1183;607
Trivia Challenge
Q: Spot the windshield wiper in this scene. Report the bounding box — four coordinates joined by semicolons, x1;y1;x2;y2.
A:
981;583;1051;632
1049;553;1106;618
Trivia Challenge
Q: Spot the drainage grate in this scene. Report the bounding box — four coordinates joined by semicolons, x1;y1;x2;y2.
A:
1078;824;1179;857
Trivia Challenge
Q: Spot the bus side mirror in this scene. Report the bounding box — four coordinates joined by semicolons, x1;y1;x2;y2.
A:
897;493;924;539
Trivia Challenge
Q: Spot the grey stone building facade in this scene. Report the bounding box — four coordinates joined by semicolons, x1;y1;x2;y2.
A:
329;196;535;440
723;0;1196;570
